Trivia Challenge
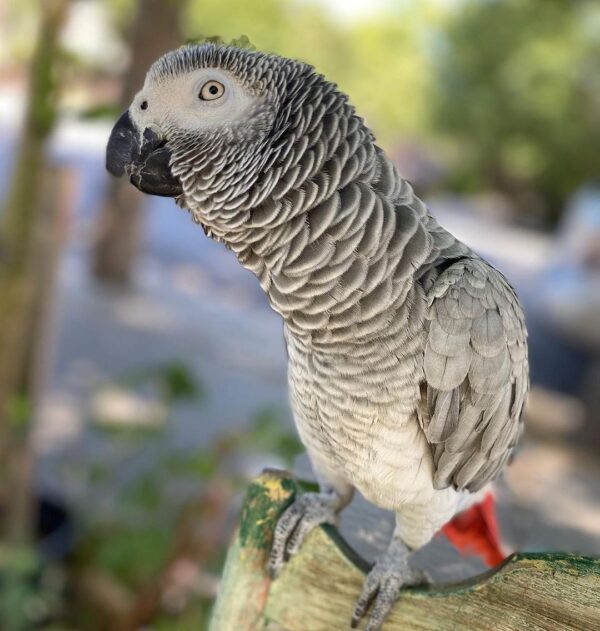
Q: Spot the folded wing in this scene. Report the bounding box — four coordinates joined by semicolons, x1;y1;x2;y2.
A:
422;258;529;492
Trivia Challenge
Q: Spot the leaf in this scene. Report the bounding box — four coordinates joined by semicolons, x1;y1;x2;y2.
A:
83;527;171;588
122;476;162;511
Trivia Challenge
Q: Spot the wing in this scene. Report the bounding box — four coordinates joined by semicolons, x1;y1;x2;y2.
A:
422;258;529;492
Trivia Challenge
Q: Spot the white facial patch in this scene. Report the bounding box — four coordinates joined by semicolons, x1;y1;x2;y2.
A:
130;68;260;136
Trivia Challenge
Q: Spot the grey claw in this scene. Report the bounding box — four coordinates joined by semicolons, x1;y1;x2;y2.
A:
350;571;380;627
352;571;401;631
268;493;338;579
363;581;401;631
350;538;423;631
268;501;303;577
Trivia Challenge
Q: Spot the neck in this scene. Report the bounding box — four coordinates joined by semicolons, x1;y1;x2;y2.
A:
185;105;464;347
245;151;440;347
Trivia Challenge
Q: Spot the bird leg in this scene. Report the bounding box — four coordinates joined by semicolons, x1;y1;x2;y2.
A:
351;537;428;631
268;483;353;577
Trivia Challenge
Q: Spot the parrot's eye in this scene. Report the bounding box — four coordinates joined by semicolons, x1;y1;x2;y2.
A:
199;80;225;101
140;100;148;110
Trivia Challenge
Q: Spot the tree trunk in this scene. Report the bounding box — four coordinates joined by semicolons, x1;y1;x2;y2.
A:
91;0;185;285
0;0;70;544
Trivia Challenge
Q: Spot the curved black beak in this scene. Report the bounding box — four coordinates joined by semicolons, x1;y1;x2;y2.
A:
105;110;183;198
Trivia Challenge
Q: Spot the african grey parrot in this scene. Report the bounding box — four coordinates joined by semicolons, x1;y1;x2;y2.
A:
106;43;529;630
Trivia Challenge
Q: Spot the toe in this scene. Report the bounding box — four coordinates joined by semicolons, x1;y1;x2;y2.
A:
286;514;314;556
362;580;400;631
268;503;304;576
286;503;336;556
268;494;341;578
350;572;380;628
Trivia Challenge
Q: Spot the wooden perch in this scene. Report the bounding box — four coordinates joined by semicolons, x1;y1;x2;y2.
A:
210;470;600;631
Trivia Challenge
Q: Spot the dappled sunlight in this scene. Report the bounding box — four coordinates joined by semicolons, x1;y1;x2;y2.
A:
91;385;168;430
34;392;83;454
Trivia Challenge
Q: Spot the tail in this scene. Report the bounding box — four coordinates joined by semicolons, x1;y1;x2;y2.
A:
441;492;506;567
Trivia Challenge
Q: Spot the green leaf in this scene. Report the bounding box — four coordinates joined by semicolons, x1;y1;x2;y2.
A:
122;475;163;511
161;362;203;403
7;390;30;428
164;451;219;479
242;408;303;466
83;527;171;588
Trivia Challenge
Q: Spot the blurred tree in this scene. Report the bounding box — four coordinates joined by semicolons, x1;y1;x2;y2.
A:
432;0;600;224
92;0;186;285
0;0;70;543
181;0;436;146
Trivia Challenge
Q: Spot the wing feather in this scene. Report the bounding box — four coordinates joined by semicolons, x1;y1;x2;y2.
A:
422;258;528;492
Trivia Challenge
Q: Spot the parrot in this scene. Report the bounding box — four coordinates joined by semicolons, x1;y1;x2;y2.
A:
106;43;529;630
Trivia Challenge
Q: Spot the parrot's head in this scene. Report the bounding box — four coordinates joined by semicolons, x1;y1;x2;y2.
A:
106;43;349;235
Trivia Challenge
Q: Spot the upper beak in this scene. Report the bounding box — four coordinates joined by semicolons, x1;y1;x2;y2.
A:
105;110;183;198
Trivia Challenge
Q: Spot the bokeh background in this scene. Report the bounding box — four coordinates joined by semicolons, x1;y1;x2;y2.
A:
0;0;599;629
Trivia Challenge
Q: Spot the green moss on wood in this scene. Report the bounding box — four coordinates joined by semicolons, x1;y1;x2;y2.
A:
511;552;600;576
239;470;297;550
212;471;600;631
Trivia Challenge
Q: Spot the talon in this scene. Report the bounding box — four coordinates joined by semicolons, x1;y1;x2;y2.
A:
351;571;380;627
352;575;400;631
267;492;339;578
350;538;416;631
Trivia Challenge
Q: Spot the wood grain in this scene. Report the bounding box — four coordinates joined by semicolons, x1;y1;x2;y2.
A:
210;470;600;631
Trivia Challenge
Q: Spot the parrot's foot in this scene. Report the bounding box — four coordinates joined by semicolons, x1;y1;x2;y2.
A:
268;492;339;578
351;538;428;631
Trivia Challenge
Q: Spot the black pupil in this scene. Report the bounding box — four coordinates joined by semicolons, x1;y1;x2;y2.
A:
140;100;148;110
209;85;219;95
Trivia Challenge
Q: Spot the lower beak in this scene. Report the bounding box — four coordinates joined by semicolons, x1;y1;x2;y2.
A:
105;110;183;198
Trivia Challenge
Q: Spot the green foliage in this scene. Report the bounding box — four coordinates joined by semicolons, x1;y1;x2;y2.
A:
87;462;110;485
181;0;436;146
164;450;219;479
7;389;30;428
75;361;302;620
152;599;214;631
80;527;171;588
0;545;62;631
78;103;122;121
0;545;39;631
160;362;204;403
104;0;137;35
160;407;302;485
245;408;303;467
122;474;163;511
120;360;204;405
432;0;600;222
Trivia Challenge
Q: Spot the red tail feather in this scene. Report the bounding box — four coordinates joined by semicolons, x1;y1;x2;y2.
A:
441;493;506;567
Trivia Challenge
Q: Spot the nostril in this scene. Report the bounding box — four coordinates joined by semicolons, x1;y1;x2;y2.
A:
140;100;148;111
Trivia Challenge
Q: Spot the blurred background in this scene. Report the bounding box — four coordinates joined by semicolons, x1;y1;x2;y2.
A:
0;0;598;628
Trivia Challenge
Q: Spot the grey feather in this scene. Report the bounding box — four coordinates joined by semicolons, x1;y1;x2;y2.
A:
135;44;529;539
423;260;528;492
